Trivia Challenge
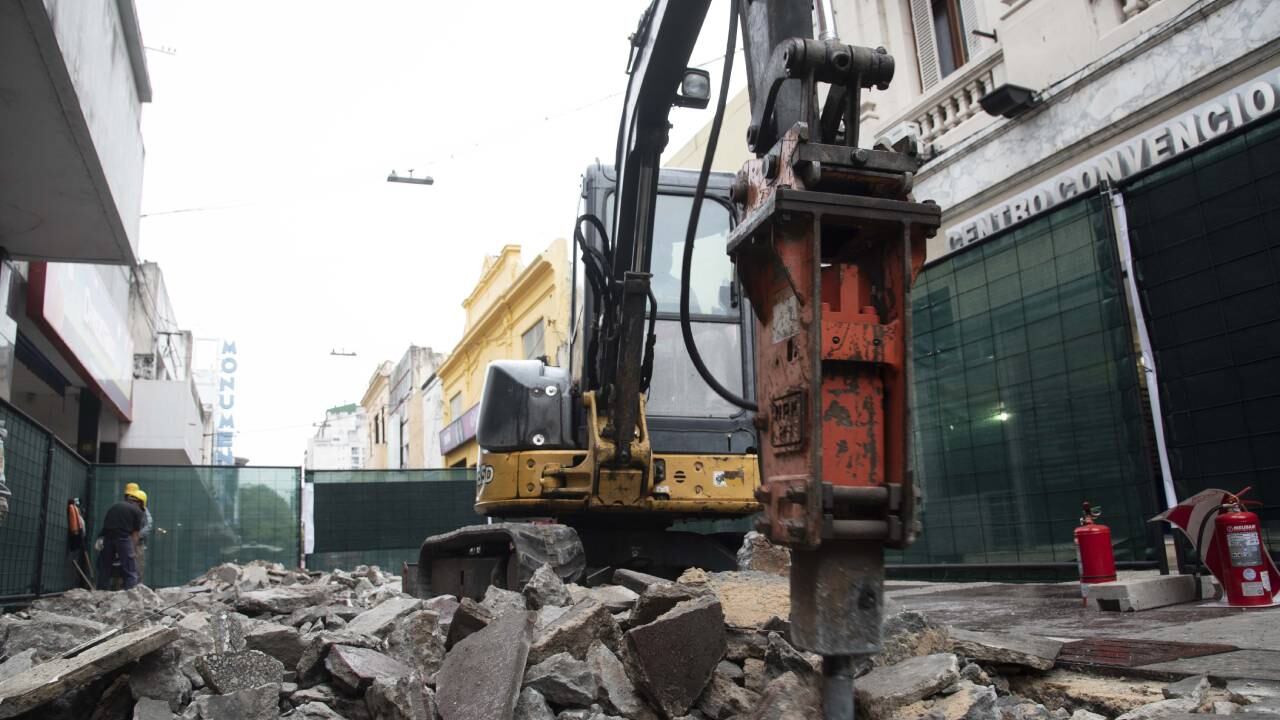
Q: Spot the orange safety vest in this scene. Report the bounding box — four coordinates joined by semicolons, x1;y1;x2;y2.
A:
68;502;84;535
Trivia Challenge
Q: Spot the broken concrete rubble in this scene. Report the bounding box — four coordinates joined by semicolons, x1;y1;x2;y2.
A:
524;564;573;610
1;556;1253;720
344;596;422;638
624;594;727;718
529;599;623;664
435;609;534;720
185;682;279;720
243;620;306;668
195;649;284;693
235;585;332;616
324;644;412;695
365;673;438;720
0;625;177;719
524;652;599;707
384;608;447;682
950;627;1062;671
854;653;961;720
514;686;556;720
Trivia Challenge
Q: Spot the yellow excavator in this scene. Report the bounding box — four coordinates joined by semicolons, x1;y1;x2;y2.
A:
417;3;937;715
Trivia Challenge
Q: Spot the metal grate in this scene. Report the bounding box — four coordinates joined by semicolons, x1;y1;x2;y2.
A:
1058;638;1236;669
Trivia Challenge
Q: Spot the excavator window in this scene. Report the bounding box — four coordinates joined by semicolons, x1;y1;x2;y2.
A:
598;191;747;419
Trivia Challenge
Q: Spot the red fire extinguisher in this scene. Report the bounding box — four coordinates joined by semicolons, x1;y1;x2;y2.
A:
1075;501;1117;603
1214;488;1272;607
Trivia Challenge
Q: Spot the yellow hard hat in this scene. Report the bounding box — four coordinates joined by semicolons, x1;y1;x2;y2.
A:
125;487;147;508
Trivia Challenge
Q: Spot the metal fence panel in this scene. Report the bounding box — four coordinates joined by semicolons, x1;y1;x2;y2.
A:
0;404;55;598
92;466;301;589
305;469;476;572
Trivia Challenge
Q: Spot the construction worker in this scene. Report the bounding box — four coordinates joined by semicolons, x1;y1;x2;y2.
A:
94;487;146;590
124;482;153;583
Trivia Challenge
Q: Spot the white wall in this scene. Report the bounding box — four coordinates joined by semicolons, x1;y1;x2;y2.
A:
42;0;148;255
118;378;204;464
421;377;444;468
304;407;368;470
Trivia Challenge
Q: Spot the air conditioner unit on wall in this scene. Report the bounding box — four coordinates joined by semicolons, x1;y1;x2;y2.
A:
875;121;925;158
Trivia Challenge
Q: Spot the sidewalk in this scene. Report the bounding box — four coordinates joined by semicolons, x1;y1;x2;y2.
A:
885;572;1280;682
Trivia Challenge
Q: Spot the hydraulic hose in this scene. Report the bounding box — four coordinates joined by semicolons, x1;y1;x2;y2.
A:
680;2;757;412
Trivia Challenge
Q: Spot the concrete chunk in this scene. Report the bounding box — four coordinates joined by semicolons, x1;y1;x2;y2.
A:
736;531;791;575
583;585;639;614
513;687;556;720
365;673;438;720
524;564;573;610
129;646;192;711
1090;575;1199;613
751;670;821;720
0;625;177;719
345;596;422;638
1;611;110;660
235;585;332;616
0;650;36;684
587;642;656;720
696;665;760;719
324;644;412;695
611;569;671;595
445;598;494;649
195;649;284;694
243;621;305;669
529;600;623;664
385;609;447;681
1228;680;1280;705
523;652;599;708
133;696;178;720
629;583;709;627
897;679;996;720
624;594;727;718
1163;675;1209;702
854;653;960;720
1114;697;1198;720
949;628;1061;671
482;585;529;617
186;683;279;720
295;630;382;685
436;610;534;720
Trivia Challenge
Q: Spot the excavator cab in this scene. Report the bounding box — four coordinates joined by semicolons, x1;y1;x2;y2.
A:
415;168;761;598
575;165;756;458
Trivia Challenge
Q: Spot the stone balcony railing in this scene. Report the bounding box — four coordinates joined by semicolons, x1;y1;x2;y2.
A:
909;49;1004;146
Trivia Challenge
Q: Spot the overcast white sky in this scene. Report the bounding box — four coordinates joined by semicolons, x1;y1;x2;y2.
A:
134;0;748;466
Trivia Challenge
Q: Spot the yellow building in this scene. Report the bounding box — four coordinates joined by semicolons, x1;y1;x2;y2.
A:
437;239;570;468
359;361;392;469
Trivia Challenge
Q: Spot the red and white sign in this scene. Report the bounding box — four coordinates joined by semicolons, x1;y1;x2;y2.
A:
27;262;133;419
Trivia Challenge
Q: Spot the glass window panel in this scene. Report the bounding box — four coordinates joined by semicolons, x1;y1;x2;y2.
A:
646;320;743;417
909;195;1153;573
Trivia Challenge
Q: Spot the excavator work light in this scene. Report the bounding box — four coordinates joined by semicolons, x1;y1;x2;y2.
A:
676;68;711;109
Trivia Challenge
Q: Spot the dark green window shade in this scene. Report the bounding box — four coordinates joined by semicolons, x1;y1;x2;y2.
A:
896;194;1160;577
1123;116;1280;552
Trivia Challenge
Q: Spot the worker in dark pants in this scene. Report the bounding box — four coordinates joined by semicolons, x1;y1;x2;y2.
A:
94;488;146;590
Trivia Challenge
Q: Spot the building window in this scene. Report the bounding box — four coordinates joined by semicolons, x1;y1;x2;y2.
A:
449;392;463;419
910;0;980;90
522;319;546;361
932;0;967;79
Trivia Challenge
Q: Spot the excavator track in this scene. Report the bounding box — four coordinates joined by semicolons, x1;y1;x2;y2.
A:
410;523;585;600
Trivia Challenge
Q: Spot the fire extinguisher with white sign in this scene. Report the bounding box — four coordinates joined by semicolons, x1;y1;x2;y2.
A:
1153;486;1280;608
1214;489;1272;607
